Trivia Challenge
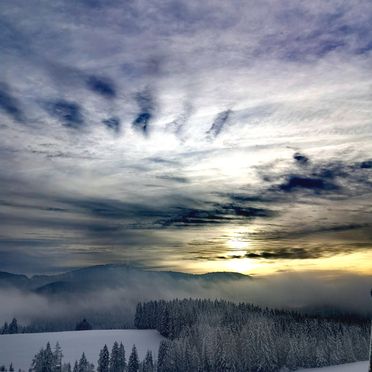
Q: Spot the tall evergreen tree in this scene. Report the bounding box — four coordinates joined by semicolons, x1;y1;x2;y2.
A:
159;309;170;338
54;342;63;371
78;353;90;372
117;343;126;372
109;342;120;372
97;345;109;372
142;351;154;372
31;342;55;372
1;322;8;334
127;345;139;372
8;319;18;334
72;361;78;372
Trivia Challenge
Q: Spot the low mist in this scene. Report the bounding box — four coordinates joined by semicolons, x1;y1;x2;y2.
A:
1;271;371;329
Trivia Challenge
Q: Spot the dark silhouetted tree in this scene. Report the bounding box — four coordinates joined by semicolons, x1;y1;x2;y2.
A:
97;345;109;372
75;319;92;331
127;345;139;372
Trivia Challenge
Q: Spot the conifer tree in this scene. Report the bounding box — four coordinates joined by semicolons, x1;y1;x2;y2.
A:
78;353;89;372
117;342;126;372
97;345;109;372
54;342;63;371
142;351;154;372
8;319;18;334
127;345;139;372
109;342;119;372
1;322;8;334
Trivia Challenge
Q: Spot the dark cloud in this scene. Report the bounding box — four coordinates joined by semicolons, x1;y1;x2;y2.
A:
207;109;231;138
46;100;84;128
277;175;339;193
245;248;325;260
360;160;372;169
293;152;309;166
159;203;275;227
132;90;155;135
87;76;116;98
156;175;189;184
102;117;120;132
0;83;23;122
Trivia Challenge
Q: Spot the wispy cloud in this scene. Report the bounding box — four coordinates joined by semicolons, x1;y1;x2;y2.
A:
0;0;371;273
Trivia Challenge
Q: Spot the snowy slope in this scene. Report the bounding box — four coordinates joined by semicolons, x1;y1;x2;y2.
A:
297;361;369;371
0;329;164;370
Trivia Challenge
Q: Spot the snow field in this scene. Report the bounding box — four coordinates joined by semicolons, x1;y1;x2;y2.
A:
0;329;164;370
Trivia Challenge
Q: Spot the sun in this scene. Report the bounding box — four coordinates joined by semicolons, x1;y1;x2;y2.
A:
227;239;248;250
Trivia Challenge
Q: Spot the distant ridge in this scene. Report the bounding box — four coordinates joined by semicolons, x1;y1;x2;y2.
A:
0;264;251;295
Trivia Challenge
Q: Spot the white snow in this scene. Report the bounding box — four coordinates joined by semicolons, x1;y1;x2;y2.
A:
297;361;369;372
0;329;164;370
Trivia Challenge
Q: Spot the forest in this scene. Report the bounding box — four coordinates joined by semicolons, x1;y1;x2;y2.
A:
1;298;370;371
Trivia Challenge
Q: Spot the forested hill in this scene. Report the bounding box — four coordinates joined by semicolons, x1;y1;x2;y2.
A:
135;299;370;372
0;265;249;293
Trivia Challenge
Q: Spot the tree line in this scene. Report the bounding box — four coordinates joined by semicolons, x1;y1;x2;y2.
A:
135;298;371;371
29;341;154;372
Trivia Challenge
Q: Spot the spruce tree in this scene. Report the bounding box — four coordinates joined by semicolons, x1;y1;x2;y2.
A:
54;342;63;370
109;342;119;372
1;322;8;334
73;361;78;372
8;319;18;334
142;351;154;372
78;353;89;372
157;340;174;372
159;309;170;337
118;343;126;372
127;345;139;372
97;345;109;372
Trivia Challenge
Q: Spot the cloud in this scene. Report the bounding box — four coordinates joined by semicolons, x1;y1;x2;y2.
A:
132;90;155;135
86;76;116;98
0;0;371;275
277;175;339;193
293;152;309;166
46;100;84;128
102;117;120;132
0;83;23;122
207;110;232;138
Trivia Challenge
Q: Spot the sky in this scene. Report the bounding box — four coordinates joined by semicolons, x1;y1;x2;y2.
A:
0;0;371;276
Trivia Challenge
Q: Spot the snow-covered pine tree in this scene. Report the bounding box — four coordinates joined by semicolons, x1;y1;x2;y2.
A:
72;361;78;372
1;322;8;334
109;342;120;372
54;342;63;371
159;308;170;338
8;319;18;334
78;353;92;372
134;303;143;329
142;351;154;372
118;343;126;372
97;345;109;372
127;345;139;372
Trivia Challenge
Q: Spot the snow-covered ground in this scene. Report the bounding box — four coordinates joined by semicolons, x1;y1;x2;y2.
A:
0;329;164;370
297;361;369;371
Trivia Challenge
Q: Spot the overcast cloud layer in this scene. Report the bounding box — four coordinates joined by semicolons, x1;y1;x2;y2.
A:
0;0;372;274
